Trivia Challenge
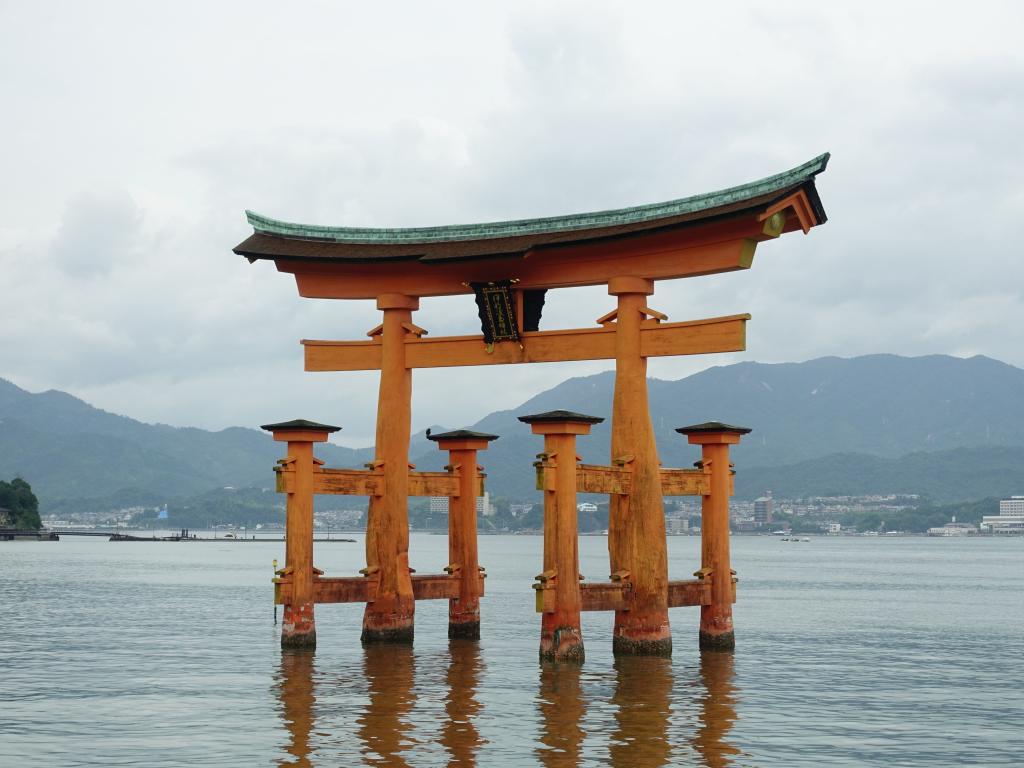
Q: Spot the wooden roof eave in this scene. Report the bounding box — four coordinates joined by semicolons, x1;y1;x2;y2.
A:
273;199;818;300
236;156;829;299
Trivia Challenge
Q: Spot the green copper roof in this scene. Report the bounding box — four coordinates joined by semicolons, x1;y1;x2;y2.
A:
246;153;829;245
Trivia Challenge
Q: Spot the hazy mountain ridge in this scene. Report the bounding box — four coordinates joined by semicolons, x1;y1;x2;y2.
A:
0;378;373;506
1;352;1022;508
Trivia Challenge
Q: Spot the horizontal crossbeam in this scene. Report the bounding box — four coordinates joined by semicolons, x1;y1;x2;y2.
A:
275;573;485;605
275;467;480;497
660;468;710;496
303;314;748;372
533;577;732;613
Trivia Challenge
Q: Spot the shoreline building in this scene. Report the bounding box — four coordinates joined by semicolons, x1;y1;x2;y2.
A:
430;492;492;517
754;491;773;526
927;516;978;536
980;496;1024;534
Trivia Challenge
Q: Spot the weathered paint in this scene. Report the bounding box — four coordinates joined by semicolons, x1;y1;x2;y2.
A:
682;428;747;652
524;420;592;663
362;294;417;644
608;280;672;657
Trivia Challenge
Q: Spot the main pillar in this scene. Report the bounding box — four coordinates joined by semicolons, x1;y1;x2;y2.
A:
363;293;419;643
262;419;340;648
428;429;499;639
520;410;603;663
607;276;671;656
677;422;750;651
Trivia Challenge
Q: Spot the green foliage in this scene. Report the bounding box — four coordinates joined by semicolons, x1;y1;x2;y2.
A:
0;477;42;529
133;486;285;529
842;497;999;533
734;447;1024;503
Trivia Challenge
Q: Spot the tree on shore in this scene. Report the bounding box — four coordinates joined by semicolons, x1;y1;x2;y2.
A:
0;477;42;530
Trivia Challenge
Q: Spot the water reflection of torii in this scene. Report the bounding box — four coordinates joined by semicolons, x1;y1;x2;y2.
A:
276;648;740;766
535;654;741;767
275;645;485;767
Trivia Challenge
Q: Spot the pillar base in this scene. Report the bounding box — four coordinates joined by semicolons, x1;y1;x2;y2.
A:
699;604;735;651
612;633;673;657
540;626;585;663
361;599;415;644
281;602;316;649
698;630;735;651
613;609;672;657
448;620;480;640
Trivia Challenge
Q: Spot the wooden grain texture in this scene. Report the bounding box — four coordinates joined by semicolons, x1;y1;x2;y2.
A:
659;468;710;497
362;300;416;642
302;314;748;372
576;464;632;495
280;440;317;648
285;232;759;299
608;286;672;656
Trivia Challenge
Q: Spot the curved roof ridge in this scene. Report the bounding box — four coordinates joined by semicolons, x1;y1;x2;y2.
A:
246;152;829;245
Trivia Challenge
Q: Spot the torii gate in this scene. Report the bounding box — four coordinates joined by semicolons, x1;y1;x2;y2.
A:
236;153;830;656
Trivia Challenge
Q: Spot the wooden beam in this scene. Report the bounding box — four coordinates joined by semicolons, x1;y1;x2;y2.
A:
660;469;711;497
579;582;630;612
667;579;712;607
407;471;459;497
316;468;384;496
303;314;748;372
283;231;759;300
577;464;632;495
277;573;484;604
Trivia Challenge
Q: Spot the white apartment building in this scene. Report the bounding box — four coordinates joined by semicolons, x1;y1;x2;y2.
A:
981;496;1024;534
999;496;1024;515
429;492;492;516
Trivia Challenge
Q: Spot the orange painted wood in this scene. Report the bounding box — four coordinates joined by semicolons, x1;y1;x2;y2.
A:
281;440;317;645
407;471;460;497
302;314;748;372
696;440;737;649
282;236;757;299
608;287;672;654
579;582;630;612
659;468;710;497
277;574;483;604
316;468;384;496
758;190;816;234
362;300;416;640
444;448;486;636
667;579;712;607
411;573;463;601
531;425;588;660
304;340;381;372
277;467;469;497
576;464;632;495
314;577;377;604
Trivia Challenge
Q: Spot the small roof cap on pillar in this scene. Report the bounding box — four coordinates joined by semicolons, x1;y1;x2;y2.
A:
260;419;341;433
675;421;751;435
427;428;499;442
518;409;605;425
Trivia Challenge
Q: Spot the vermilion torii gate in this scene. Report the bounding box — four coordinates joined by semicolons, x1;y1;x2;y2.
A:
237;153;829;656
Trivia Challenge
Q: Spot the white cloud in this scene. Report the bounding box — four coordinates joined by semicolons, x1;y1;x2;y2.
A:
0;0;1021;447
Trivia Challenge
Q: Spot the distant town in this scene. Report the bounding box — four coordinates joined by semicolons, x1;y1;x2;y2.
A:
39;488;1024;538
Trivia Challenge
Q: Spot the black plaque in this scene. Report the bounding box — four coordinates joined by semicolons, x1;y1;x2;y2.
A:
471;281;519;344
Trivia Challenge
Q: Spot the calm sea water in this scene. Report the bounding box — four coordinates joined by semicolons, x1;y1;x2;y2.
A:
1;533;1022;766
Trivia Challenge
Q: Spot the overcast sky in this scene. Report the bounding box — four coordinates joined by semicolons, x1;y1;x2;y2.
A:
1;1;1021;446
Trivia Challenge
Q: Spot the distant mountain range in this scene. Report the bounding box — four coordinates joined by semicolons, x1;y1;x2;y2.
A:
2;353;1023;509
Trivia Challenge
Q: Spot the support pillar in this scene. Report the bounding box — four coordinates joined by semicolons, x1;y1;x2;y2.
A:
363;293;419;643
262;419;341;649
677;422;751;651
607;276;671;656
520;410;604;663
428;429;499;639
